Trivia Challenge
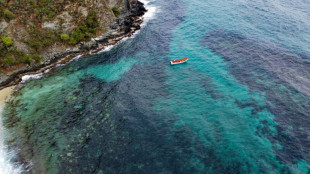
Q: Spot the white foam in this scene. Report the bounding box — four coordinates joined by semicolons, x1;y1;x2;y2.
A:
21;64;56;83
68;55;83;63
96;0;158;54
21;54;84;83
0;146;24;174
21;73;44;83
0;88;25;174
140;0;158;24
97;44;116;54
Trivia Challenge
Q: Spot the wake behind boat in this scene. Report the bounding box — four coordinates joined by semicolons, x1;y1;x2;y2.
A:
170;58;189;65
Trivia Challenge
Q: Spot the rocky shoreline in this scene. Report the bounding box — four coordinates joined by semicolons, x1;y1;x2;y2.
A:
0;1;146;90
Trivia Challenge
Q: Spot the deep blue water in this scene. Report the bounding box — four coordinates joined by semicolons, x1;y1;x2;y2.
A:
3;0;310;173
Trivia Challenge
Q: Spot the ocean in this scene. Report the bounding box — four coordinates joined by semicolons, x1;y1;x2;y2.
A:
1;0;310;173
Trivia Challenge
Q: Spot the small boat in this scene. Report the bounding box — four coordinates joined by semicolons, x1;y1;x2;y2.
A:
170;58;188;65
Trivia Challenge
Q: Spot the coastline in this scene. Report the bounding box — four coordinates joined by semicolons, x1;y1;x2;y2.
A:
0;1;147;90
0;1;153;173
0;2;147;173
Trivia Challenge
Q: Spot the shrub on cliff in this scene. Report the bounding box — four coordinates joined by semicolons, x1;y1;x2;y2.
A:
21;54;43;64
26;37;54;52
1;36;13;47
61;34;70;42
69;11;98;45
21;54;32;64
31;54;44;63
69;27;85;45
3;9;15;19
2;56;14;66
112;7;121;17
86;11;99;30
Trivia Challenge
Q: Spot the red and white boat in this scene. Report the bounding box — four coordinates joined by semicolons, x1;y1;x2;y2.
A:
170;58;188;65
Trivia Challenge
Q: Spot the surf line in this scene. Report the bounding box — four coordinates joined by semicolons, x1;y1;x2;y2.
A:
0;87;25;174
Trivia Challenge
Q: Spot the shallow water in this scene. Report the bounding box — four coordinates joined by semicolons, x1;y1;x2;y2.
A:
3;0;310;173
0;87;24;174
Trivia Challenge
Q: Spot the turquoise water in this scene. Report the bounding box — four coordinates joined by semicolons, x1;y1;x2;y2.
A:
3;0;310;173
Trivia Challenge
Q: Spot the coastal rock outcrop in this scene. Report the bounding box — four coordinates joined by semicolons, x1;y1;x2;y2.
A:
0;0;146;89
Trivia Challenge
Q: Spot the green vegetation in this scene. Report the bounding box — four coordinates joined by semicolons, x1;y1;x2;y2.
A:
1;36;13;47
22;54;43;64
3;9;15;19
24;24;61;52
86;11;99;32
26;37;54;52
2;56;14;66
69;11;98;45
112;7;121;17
0;1;100;69
0;35;44;67
0;51;44;67
60;34;70;42
69;25;86;45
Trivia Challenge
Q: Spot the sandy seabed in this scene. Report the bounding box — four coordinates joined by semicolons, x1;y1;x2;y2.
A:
0;87;14;109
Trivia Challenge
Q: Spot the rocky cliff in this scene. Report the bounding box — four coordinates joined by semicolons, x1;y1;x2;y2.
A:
0;0;146;88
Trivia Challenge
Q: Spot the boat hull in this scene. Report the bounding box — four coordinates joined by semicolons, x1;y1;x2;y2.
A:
170;58;188;65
